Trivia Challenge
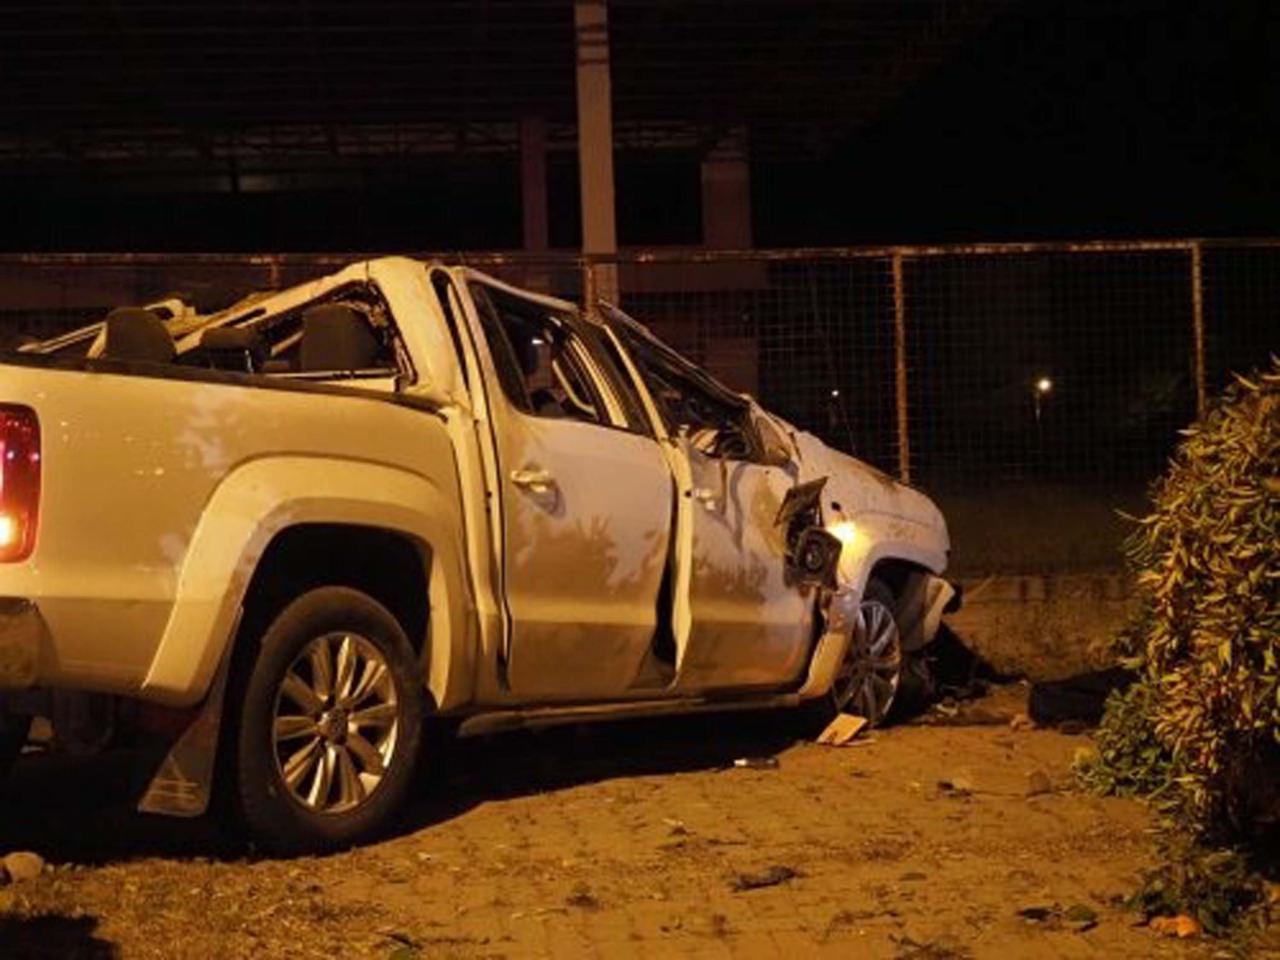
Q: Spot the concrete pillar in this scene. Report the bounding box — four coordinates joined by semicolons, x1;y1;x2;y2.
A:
519;116;549;252
701;127;752;249
574;0;619;305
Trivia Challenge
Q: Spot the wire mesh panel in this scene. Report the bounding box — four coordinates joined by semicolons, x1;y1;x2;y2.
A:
900;247;1199;573
610;254;898;474
905;249;1197;489
0;254;320;349
1202;243;1280;393
449;254;585;304
0;241;1275;574
0;252;586;351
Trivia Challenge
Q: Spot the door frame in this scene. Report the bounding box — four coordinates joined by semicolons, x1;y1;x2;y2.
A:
452;271;674;700
595;305;814;693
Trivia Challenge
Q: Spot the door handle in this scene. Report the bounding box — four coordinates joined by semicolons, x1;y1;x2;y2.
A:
511;467;556;492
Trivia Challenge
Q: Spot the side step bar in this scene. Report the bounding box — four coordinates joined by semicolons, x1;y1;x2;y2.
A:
457;692;802;738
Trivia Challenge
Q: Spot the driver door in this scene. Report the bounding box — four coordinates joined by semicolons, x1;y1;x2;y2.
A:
463;281;674;702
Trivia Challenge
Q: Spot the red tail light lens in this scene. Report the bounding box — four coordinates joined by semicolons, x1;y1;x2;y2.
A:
0;404;40;562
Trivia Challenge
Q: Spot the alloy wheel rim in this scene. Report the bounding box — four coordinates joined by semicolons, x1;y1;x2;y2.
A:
272;632;400;815
833;599;902;723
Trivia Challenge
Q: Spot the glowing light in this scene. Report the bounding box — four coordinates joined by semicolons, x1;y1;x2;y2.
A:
830;388;840;398
0;513;17;550
1035;376;1053;394
827;520;859;547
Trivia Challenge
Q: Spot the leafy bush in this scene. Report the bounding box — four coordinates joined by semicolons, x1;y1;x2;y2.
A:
1124;359;1280;842
1128;835;1264;937
1079;359;1279;935
1075;680;1177;798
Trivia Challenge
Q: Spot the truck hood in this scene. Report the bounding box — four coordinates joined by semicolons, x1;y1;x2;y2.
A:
788;428;948;543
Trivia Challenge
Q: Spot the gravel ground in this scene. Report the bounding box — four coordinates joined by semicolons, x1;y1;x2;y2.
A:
0;685;1263;959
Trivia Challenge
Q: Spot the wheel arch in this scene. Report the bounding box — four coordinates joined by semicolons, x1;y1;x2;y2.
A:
140;455;475;712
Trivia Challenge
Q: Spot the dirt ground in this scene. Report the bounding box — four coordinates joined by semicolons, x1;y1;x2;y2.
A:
0;684;1260;959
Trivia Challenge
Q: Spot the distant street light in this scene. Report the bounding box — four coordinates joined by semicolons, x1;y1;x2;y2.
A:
1033;375;1053;423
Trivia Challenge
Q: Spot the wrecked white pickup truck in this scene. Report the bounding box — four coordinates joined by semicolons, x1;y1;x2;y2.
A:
0;258;957;852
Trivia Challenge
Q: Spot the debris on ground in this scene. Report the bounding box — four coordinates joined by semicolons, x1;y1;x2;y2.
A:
891;931;972;959
1062;903;1099;932
936;775;974;797
1149;914;1202;938
731;756;780;770
0;851;45;884
1028;667;1133;728
816;713;868;746
1026;770;1053;796
1009;712;1034;731
919;698;1014;727
1017;904;1056;923
565;883;601;911
730;865;799;891
1016;902;1098;933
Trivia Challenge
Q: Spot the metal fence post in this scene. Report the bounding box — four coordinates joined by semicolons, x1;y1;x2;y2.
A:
581;257;597;318
892;251;911;484
1189;242;1207;418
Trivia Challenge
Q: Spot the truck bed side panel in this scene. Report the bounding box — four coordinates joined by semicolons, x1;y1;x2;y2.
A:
0;362;467;703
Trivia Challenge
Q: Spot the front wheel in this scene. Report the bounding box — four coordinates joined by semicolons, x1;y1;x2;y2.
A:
232;586;428;854
829;578;904;726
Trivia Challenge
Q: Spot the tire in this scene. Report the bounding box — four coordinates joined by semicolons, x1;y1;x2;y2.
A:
821;577;905;728
231;586;428;854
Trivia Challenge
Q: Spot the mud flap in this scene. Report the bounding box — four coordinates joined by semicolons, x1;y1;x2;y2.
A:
0;598;43;690
137;638;235;818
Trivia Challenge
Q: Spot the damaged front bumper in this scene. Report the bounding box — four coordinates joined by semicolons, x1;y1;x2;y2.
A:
898;574;961;652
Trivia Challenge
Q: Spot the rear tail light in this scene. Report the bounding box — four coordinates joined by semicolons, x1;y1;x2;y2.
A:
0;404;40;562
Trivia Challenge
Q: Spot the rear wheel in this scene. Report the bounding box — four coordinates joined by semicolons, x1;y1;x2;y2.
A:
829;578;904;726
232;586;427;854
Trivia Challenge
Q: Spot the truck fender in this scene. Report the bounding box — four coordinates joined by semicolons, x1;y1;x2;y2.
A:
832;510;948;598
140;455;473;711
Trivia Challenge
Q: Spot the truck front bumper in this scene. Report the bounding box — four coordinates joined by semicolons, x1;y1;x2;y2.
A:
0;598;42;689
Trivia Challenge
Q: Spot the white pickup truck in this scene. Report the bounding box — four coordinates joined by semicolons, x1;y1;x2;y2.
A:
0;258;956;852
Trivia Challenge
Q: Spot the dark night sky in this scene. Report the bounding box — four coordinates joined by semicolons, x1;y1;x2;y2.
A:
756;0;1280;245
1;0;1276;251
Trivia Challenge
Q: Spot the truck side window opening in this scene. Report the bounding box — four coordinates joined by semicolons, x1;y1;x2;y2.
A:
468;283;608;426
615;326;760;461
576;326;651;435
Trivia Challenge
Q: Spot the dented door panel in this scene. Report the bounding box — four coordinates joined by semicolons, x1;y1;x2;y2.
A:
499;414;672;700
674;447;814;692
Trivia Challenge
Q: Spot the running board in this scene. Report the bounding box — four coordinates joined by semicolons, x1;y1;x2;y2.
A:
456;692;802;738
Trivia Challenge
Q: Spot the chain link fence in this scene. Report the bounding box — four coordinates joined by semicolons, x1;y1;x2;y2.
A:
0;240;1274;574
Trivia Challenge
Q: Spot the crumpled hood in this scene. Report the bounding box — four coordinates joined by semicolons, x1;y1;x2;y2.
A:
789;428;948;543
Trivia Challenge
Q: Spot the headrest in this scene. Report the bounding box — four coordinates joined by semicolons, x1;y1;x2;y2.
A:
200;327;268;372
300;304;382;372
103;307;175;363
